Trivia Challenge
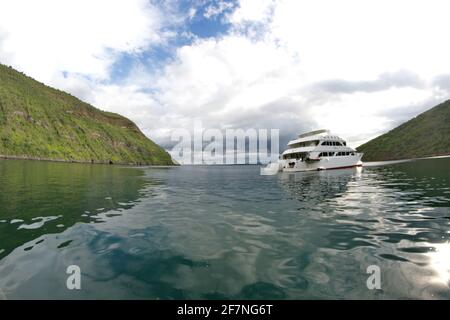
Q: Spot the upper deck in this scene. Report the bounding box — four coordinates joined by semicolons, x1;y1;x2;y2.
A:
287;130;346;148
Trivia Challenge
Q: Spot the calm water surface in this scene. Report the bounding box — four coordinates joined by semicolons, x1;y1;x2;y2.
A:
0;158;449;299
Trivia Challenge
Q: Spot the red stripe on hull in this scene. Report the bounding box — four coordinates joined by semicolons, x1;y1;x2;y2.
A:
318;164;362;171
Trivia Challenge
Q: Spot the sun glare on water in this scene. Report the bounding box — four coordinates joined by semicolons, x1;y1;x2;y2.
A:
427;242;450;286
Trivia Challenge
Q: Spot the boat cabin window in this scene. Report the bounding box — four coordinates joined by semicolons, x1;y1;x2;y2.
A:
283;152;307;160
321;141;342;146
336;152;353;156
290;140;319;148
319;152;335;157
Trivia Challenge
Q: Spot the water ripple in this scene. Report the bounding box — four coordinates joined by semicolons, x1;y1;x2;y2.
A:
0;158;449;299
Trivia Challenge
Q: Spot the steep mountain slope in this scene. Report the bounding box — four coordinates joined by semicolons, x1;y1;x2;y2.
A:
357;100;450;161
0;64;173;165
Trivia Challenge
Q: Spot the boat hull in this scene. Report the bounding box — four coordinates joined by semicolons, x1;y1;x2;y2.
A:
282;155;363;172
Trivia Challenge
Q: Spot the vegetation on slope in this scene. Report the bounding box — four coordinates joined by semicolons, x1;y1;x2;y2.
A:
0;64;174;165
357;100;450;161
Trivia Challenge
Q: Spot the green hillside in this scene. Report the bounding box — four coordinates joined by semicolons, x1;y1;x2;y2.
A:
357;100;450;161
0;64;174;165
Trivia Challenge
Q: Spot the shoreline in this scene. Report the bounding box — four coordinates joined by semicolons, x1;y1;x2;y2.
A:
363;154;450;167
1;153;448;168
0;154;177;167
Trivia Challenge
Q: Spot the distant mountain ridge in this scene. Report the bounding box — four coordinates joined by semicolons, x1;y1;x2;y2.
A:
0;63;174;165
357;100;450;161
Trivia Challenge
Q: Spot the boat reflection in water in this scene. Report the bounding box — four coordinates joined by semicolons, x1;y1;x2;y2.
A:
276;162;450;298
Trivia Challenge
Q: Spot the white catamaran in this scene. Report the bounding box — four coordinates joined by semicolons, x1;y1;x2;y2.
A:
261;129;363;175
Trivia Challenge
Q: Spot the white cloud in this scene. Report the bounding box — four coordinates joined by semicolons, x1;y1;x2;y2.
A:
269;0;450;81
228;0;275;24
0;0;166;83
204;0;234;19
155;36;303;117
146;0;450;149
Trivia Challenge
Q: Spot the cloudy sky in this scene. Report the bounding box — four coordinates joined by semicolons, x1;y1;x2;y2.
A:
1;0;449;154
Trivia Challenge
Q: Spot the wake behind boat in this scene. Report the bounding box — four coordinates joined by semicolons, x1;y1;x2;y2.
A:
261;129;363;175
